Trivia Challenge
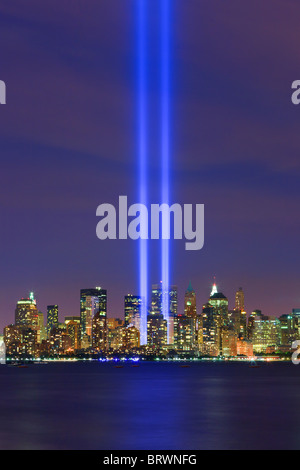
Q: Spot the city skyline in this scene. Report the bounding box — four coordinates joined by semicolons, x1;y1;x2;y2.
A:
4;278;299;329
4;280;299;360
1;1;300;334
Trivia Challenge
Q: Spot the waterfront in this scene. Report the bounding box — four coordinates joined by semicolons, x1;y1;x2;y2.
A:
0;362;299;450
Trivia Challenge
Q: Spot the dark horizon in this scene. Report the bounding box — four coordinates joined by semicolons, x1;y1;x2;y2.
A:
1;0;300;331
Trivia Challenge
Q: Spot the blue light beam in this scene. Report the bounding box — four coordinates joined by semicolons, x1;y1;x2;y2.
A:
137;0;148;345
161;0;171;343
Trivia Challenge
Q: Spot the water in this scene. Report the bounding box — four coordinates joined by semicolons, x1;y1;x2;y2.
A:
0;361;299;450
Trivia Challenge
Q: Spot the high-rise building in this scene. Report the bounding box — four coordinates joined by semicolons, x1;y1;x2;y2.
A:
65;316;81;350
175;314;194;351
150;283;177;344
38;311;47;343
198;303;220;356
147;313;167;349
124;295;142;330
47;305;59;337
15;296;38;328
92;311;107;351
21;327;37;357
122;326;140;350
107;326;123;351
198;283;229;356
233;287;247;337
208;291;229;322
184;281;196;317
184;281;197;348
251;315;281;353
235;287;245;311
247;310;263;341
80;288;107;346
221;327;237;357
279;314;299;347
4;324;22;356
49;326;71;354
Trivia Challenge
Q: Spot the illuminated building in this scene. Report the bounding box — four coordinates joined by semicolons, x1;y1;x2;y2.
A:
151;283;177;344
279;314;299;347
80;288;107;346
107;318;124;329
292;309;300;337
4;324;22;356
235;287;245;311
247;310;263;341
107;326;123;351
15;296;39;328
229;308;247;338
21;327;37;357
208;291;229;326
184;281;196;316
233;287;247;337
49;326;72;354
92;311;107;351
251;315;281;353
47;305;58;337
221;328;237;357
147;313;167;349
184;281;197;348
124;295;142;330
65;316;81;350
199;304;220;356
38;311;47;343
208;286;229;354
175;314;194;351
122;326;140;350
237;337;253;357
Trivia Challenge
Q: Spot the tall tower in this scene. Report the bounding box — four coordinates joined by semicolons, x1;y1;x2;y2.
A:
124;295;142;330
150;282;177;344
47;305;58;337
183;281;197;349
80;287;107;346
235;287;245;312
184;281;196;317
15;296;38;328
234;287;247;337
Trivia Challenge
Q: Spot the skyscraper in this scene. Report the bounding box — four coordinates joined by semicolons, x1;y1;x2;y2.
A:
65;316;81;350
235;287;245;311
15;296;38;328
183;281;197;348
150;282;177;344
234;287;247;337
92;311;107;351
175;314;194;351
184;281;196;317
147;313;167;349
47;305;59;337
38;311;47;343
124;295;142;330
207;283;229;355
80;288;107;346
198;303;220;356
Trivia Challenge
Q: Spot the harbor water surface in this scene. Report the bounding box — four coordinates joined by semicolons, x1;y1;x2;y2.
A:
0;361;299;450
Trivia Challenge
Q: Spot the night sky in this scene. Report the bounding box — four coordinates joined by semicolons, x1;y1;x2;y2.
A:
0;0;300;330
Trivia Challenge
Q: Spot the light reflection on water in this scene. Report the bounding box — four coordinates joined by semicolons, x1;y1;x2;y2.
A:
0;362;299;450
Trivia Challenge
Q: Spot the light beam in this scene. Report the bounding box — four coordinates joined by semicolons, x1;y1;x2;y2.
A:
161;0;171;343
137;0;148;345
